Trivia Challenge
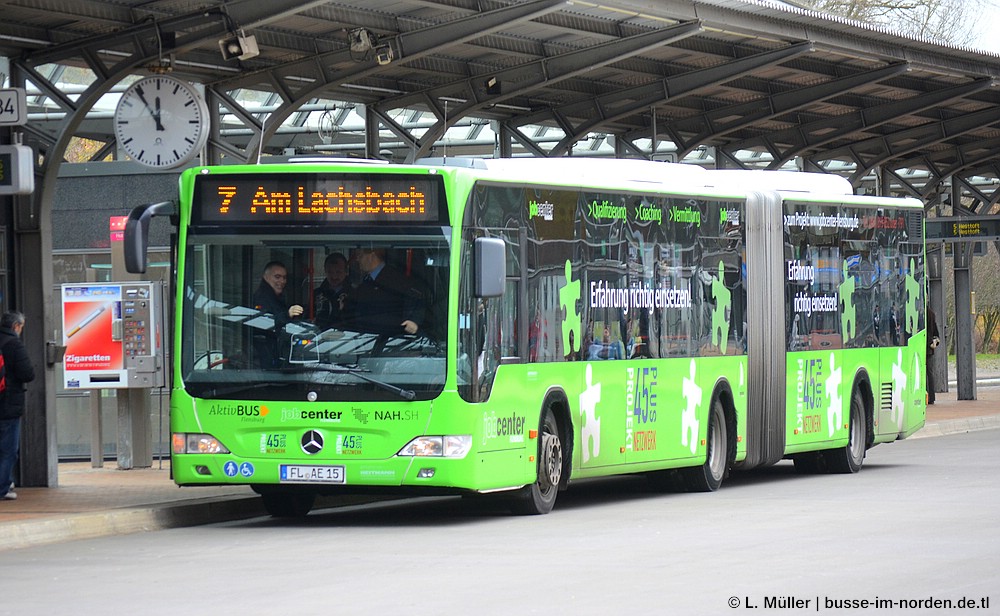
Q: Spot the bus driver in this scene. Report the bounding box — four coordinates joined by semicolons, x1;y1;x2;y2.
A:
352;248;426;336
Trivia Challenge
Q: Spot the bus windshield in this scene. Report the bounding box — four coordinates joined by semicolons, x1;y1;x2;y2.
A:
179;230;451;402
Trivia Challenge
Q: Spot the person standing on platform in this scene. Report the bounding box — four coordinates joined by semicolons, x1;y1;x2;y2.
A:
927;306;941;405
0;311;36;501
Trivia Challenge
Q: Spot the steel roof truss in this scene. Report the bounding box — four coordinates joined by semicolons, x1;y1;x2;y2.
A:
838;105;1000;183
384;20;703;159
543;42;812;156
674;62;908;157
379;19;701;112
365;106;421;154
502;123;550;158
243;0;568;160
754;78;996;168
953;176;995;212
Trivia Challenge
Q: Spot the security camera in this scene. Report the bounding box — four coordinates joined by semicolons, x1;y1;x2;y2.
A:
374;43;394;66
218;31;259;61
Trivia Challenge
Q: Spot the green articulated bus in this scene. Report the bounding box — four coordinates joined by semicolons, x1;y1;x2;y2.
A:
124;157;926;517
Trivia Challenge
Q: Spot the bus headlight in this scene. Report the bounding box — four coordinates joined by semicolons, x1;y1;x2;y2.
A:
172;433;231;454
398;435;471;458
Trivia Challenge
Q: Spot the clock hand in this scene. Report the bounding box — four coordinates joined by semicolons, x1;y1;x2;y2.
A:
134;85;166;131
153;96;165;131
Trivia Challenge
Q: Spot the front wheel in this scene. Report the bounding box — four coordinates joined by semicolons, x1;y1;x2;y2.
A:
510;406;563;515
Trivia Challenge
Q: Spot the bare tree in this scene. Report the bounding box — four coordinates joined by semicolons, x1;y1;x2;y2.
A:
798;0;985;46
942;243;1000;354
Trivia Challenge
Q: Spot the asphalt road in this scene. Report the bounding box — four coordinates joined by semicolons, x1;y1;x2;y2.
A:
3;429;998;616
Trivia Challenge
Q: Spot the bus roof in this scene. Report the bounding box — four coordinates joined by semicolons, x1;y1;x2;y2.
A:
249;157;923;208
702;169;855;195
419;156;707;185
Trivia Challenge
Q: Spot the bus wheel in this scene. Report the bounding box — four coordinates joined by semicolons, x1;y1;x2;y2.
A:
678;397;729;492
260;489;316;517
510;407;563;515
827;387;866;474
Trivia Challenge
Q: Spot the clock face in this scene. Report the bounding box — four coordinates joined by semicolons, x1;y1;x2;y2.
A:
114;76;209;169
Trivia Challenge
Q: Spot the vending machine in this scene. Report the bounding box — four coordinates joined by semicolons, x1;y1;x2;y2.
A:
60;281;166;389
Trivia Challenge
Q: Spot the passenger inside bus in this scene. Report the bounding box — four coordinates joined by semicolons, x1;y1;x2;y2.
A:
314;252;352;330
587;325;624;360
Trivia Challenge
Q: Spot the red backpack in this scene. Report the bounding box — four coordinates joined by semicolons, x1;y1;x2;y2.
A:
0;340;8;394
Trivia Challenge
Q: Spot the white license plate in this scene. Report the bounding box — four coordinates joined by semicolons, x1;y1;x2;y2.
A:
280;464;346;484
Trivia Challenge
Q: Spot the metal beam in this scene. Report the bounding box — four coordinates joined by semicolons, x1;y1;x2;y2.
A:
952;182;977;400
833;105;1000;184
387;20;704;160
380;19;700;112
896;136;1000;199
364;106;421;154
740;78;997;168
674;62;909;159
504;124;551;159
239;0;570;160
544;42;812;157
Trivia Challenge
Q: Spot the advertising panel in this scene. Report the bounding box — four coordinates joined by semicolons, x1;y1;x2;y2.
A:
61;283;163;389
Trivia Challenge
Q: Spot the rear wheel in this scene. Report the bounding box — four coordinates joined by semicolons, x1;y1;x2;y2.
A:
826;387;866;474
260;489;316;517
677;397;729;492
510;406;563;515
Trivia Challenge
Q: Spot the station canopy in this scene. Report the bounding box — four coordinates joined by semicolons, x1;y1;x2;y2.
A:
3;0;1000;210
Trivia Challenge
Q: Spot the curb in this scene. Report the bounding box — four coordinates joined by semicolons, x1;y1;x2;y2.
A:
0;495;264;552
910;415;1000;439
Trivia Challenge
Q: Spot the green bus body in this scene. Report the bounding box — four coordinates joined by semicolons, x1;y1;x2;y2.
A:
154;158;925;515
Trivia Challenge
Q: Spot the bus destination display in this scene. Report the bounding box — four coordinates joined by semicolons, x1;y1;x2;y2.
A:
193;173;444;224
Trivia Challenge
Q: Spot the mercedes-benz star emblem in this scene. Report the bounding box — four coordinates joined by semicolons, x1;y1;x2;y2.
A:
301;430;324;454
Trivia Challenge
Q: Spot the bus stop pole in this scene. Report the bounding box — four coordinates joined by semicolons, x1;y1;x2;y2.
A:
111;220;152;469
927;246;947;395
952;184;977;400
89;390;103;468
953;242;976;400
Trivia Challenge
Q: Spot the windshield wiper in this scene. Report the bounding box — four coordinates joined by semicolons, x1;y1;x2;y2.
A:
206;381;283;399
288;364;416;401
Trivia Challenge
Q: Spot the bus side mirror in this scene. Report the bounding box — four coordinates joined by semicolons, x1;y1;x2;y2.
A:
124;201;175;273
474;237;506;298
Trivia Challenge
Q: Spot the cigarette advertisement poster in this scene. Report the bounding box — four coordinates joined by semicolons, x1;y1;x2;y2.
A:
61;284;125;388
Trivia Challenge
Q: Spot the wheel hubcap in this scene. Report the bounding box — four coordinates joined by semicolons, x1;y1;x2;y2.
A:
850;408;864;463
540;431;562;490
708;410;725;480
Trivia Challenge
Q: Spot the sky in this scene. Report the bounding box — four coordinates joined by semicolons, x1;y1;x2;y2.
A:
971;0;1000;54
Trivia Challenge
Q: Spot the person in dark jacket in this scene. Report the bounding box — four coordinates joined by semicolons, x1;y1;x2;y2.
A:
0;311;36;501
252;261;303;369
314;252;352;330
351;248;426;336
927;306;941;405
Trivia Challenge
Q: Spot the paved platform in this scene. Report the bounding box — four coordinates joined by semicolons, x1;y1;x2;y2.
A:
2;385;998;552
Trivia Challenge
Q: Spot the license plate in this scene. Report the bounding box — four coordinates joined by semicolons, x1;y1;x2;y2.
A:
279;464;346;484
